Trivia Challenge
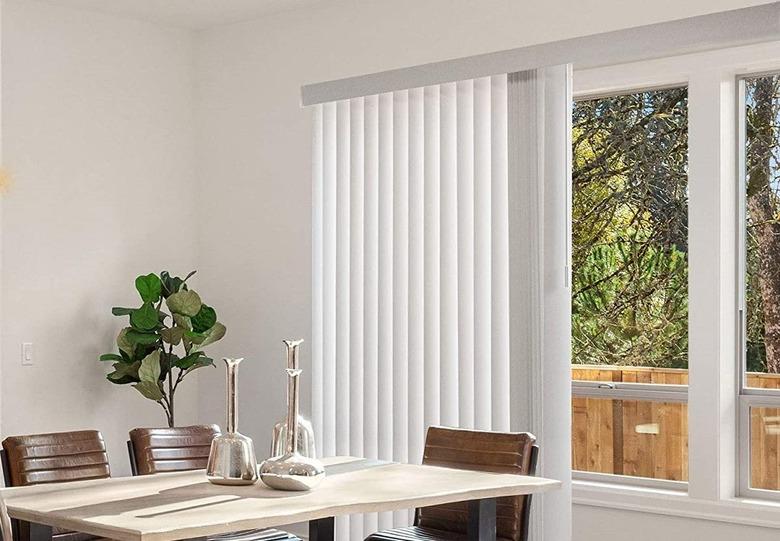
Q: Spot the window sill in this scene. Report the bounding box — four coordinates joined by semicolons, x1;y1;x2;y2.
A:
573;479;780;529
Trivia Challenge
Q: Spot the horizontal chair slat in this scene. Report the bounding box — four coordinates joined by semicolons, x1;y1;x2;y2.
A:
14;452;109;473
18;464;111;485
144;459;210;472
9;440;106;460
146;446;211;460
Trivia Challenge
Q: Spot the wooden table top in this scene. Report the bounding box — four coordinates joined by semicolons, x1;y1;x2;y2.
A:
1;457;560;541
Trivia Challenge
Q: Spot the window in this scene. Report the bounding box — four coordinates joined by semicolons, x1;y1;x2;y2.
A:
739;72;780;496
572;86;689;484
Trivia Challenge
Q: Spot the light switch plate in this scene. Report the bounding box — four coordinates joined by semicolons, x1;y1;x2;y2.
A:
22;342;33;366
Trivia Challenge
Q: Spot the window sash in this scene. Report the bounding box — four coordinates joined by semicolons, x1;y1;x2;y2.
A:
572;382;688;402
571;390;689;487
736;71;780;499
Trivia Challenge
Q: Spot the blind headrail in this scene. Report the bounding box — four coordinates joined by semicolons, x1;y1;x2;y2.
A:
301;2;780;106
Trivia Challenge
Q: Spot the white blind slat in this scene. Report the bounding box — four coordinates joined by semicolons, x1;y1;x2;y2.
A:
348;97;365;541
322;102;338;457
336;101;351;458
392;90;410;526
491;74;510;431
473;76;493;430
408;87;426;463
456;79;475;429
312;104;324;453
377;92;394;531
362;94;380;537
423;85;441;432
439;81;459;428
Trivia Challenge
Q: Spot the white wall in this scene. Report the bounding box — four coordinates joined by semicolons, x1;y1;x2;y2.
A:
573;506;778;541
193;0;775;540
0;0;199;476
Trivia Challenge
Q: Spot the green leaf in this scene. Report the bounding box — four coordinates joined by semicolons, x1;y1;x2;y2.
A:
175;351;206;370
192;305;217;333
185;330;206;345
195;322;226;349
166;290;202;317
135;273;162;303
161;353;179;377
130;302;159;331
117;328;134;356
133;381;164;401
107;361;140;383
99;353;123;362
161;271;184;298
160;327;185;345
138;350;161;383
173;313;192;330
185;356;215;374
112;307;135;316
125;329;160;347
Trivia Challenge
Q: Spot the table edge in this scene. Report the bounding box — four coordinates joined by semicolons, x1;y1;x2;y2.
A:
7;479;561;541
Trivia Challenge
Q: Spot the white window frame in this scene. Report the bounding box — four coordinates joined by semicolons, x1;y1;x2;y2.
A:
572;40;780;528
571;84;691;491
736;70;780;502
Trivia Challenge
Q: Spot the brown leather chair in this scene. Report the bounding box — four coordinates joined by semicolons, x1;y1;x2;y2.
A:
127;426;299;541
1;430;111;541
365;426;539;541
127;425;218;475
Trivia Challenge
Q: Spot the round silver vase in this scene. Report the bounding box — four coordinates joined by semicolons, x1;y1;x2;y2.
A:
260;340;325;491
206;358;258;485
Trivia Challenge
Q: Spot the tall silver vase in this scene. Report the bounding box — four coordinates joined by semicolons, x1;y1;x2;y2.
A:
206;358;258;485
270;340;317;458
259;340;325;491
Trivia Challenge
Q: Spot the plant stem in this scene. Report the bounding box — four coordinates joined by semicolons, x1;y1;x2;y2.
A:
167;344;175;427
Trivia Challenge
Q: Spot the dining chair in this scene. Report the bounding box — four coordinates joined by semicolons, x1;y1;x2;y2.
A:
127;426;300;541
127;425;219;475
364;426;539;541
1;430;112;541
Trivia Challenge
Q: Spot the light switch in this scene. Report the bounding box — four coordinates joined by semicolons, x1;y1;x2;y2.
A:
22;342;33;366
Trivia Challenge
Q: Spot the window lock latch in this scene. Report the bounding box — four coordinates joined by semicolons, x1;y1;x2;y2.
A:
597;382;616;389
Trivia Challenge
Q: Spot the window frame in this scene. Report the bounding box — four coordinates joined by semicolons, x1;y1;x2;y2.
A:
571;39;780;521
571;85;690;490
736;71;780;501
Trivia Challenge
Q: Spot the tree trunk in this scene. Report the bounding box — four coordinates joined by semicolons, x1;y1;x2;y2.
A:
747;77;780;373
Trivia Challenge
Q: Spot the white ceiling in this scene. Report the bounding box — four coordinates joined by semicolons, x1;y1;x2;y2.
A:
42;0;327;29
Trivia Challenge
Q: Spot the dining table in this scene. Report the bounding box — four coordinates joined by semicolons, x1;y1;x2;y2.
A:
0;456;560;541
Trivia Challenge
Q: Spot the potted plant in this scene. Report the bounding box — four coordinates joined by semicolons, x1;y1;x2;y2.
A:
100;270;226;427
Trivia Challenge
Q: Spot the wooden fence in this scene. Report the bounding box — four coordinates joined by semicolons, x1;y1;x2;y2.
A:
572;365;780;488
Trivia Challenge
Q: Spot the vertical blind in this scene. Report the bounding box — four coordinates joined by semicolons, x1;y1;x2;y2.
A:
312;75;511;538
312;66;572;541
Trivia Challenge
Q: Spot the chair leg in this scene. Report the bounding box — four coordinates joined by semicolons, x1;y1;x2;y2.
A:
467;498;497;541
309;517;334;541
19;522;51;541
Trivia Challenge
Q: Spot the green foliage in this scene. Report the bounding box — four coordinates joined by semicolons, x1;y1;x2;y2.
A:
100;270;225;426
572;88;689;368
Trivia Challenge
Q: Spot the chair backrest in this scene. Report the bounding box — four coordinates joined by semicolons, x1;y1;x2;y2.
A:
0;493;12;541
1;431;110;487
415;426;537;541
128;425;220;475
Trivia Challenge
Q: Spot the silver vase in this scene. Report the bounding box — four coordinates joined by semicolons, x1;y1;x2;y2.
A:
270;340;317;458
259;340;325;491
206;358;258;485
